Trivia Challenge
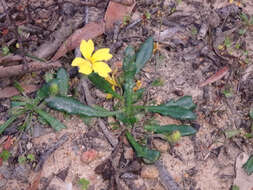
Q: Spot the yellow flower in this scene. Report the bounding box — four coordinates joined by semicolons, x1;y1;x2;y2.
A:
133;80;142;91
72;40;113;78
105;73;118;99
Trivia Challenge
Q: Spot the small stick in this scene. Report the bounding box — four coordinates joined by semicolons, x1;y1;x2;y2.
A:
0;60;62;79
155;160;182;190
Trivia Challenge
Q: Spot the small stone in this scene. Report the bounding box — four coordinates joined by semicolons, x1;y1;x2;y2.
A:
141;165;159;179
153;139;169;153
26;142;33;150
81;149;98;164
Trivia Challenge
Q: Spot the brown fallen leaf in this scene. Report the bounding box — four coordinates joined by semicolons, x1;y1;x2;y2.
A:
51;21;105;61
0;84;39;99
199;66;229;87
104;0;136;31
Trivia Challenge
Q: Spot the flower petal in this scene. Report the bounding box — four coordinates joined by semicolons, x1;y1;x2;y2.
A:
93;62;112;78
71;57;86;67
91;48;112;62
78;60;93;75
80;40;94;60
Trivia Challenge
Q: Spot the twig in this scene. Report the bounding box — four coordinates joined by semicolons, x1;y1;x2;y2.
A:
155;160;182;190
35;134;69;172
0;60;62;79
80;76;96;105
98;119;118;147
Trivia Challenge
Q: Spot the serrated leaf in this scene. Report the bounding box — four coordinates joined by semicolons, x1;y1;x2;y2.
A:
56;68;69;96
144;124;197;136
126;131;160;164
146;105;196;120
135;37;153;74
123;46;137;125
165;96;196;110
88;73;123;100
243;155;253;175
0;116;17;134
46;96;121;117
35;108;66;131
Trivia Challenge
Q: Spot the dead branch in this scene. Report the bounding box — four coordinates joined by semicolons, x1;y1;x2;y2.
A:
0;54;23;65
0;61;62;79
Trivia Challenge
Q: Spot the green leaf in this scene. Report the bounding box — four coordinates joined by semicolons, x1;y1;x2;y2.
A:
126;131;160;164
146;105;196;120
35;83;50;102
34;108;66;131
243;155;253;175
0;116;17;134
46;96;121;117
232;185;240;190
116;113;136;126
135;37;153;74
123;46;137;125
225;130;240;138
56;68;69;96
78;178;90;190
144;124;197;136
11;101;26;108
88;73;123;100
13;81;24;93
165;96;196;110
0;150;11;161
250;108;253;119
123;46;136;79
18;156;27;164
132;88;144;103
27;154;35;162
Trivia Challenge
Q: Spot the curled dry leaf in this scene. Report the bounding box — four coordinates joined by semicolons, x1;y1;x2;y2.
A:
51;21;105;61
199;66;229;87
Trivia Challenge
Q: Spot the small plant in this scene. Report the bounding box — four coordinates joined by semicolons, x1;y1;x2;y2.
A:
0;68;69;134
44;37;197;163
0;150;11;161
243;155;253;175
18;153;36;164
78;178;90;190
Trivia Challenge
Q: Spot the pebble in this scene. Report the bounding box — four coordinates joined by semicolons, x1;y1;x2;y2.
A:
141;165;159;179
